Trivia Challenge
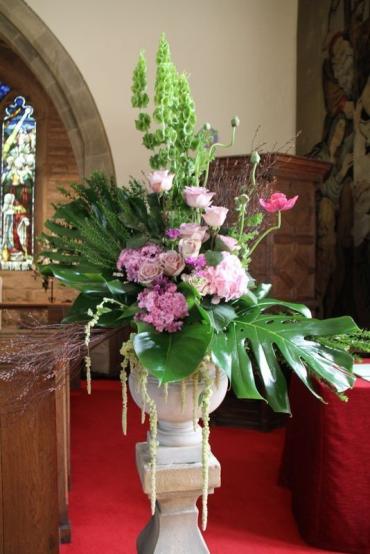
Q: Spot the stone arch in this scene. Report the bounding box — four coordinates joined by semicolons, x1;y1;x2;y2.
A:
0;0;115;180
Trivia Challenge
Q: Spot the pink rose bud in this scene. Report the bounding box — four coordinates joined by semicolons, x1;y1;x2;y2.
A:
178;238;202;259
203;206;228;228
137;259;163;285
259;192;298;213
183;186;215;209
159;250;185;277
216;234;240;252
179;223;209;242
147;170;174;193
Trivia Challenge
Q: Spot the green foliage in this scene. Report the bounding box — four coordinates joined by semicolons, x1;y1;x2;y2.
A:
131;34;215;203
134;311;213;383
131;51;149;108
315;329;370;354
39;172;165;274
209;296;358;414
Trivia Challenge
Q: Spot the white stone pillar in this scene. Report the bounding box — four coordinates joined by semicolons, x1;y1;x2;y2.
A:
136;442;221;554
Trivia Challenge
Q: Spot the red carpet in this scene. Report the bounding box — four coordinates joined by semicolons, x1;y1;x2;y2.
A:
61;381;341;554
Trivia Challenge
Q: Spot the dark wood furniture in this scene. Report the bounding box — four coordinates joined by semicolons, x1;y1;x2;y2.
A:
209;154;331;429
0;334;61;553
0;329;72;551
0;302;72;325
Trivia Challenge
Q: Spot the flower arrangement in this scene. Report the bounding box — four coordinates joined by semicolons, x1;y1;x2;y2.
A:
39;34;365;530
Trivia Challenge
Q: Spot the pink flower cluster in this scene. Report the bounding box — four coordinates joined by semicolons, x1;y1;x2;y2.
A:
197;252;249;303
117;244;163;283
117;244;186;285
136;279;189;333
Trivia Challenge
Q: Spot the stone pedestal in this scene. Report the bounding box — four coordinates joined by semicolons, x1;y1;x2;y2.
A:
136;442;221;554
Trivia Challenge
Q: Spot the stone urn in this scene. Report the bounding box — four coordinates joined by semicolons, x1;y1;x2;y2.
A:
129;363;228;554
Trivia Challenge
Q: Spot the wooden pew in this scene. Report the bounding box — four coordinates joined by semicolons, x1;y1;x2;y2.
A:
0;360;59;553
0;317;128;551
55;358;71;543
0;330;71;554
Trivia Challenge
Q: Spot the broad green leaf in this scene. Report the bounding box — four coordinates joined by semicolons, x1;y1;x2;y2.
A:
227;323;265;400
51;268;107;293
210;332;232;380
62;291;138;326
133;317;213;383
354;365;370;381
204;302;237;332
237;290;258;307
63;292;103;322
105;279;140;301
236;295;311;319
205;250;223;266
232;313;358;412
177;282;201;310
254;283;272;299
50;267;138;300
256;298;312;318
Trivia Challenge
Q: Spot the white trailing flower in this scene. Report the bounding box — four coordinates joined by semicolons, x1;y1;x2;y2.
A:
84;298;123;394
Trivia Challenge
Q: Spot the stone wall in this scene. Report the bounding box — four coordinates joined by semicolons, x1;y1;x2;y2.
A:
0;41;78;316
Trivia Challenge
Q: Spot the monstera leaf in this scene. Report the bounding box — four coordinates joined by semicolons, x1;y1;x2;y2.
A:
228;311;358;413
50;267;140;326
134;313;213;383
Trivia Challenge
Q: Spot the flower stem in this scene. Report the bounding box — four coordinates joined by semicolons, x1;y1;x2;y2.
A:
202;125;237;190
238;209;246;241
249;210;281;256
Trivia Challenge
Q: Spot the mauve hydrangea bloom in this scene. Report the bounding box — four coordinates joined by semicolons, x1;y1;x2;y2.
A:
117;244;162;282
165;228;181;240
185;255;207;270
259;192;299;213
136;280;189;333
198;252;249;303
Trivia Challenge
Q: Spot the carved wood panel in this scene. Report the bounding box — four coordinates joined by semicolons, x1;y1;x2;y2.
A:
209;154;331;308
209;154;331;429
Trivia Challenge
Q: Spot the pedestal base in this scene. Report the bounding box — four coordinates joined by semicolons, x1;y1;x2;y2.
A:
136;442;221;554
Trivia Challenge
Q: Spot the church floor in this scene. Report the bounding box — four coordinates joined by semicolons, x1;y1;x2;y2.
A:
61;381;341;554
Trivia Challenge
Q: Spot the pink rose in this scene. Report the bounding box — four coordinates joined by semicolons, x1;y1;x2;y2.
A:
178;238;202;258
159;250;185;277
259;192;298;213
203;206;228;227
137;259;163;285
179;223;209;242
147;170;174;193
183;186;215;209
216;235;240;252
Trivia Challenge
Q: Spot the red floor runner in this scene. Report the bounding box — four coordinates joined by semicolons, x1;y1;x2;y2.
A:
61;381;340;554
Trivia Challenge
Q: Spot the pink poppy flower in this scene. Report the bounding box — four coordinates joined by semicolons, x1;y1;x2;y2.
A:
259;192;298;213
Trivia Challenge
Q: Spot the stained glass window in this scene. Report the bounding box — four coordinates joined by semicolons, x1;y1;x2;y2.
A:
0;82;11;101
0;96;36;270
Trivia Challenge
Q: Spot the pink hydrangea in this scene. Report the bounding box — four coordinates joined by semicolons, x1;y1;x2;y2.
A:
136;279;189;333
198;252;249;303
117;244;163;282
